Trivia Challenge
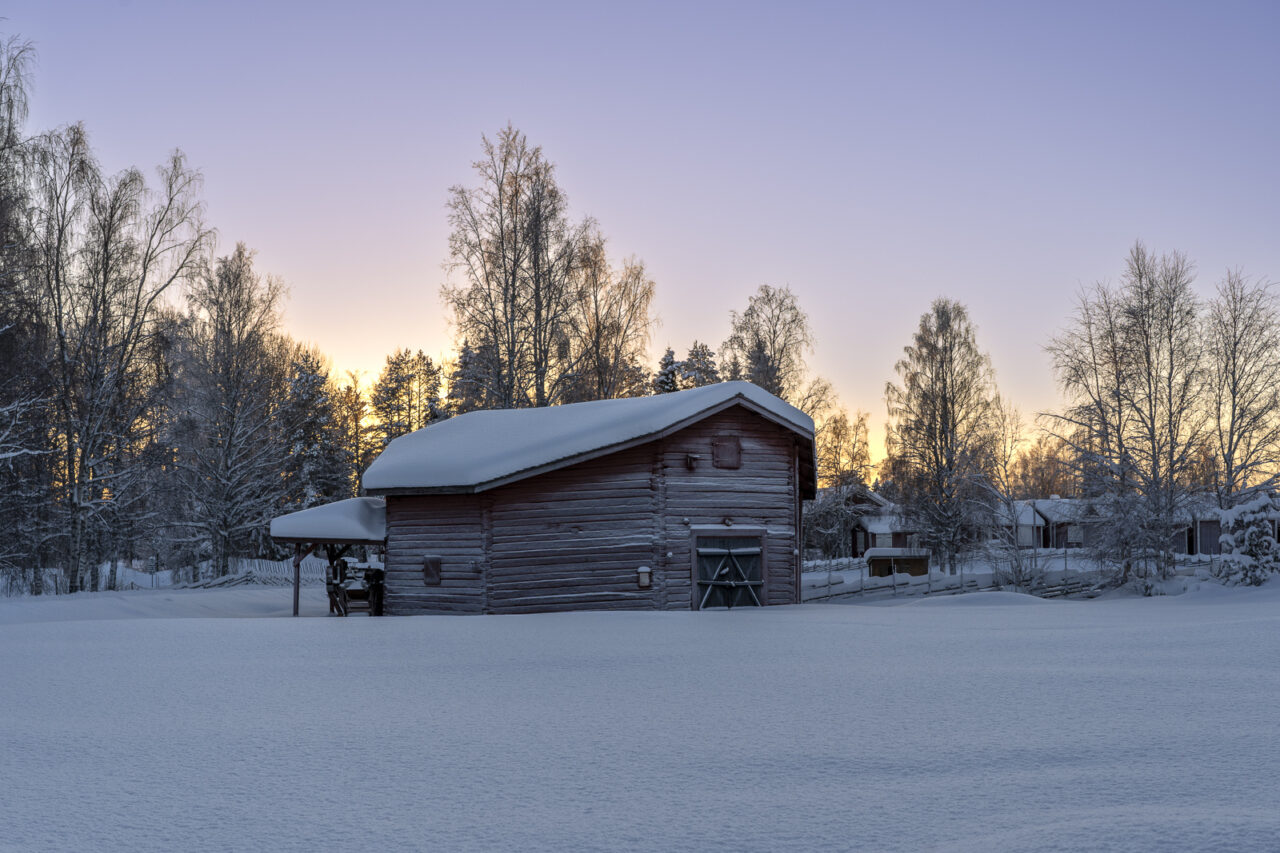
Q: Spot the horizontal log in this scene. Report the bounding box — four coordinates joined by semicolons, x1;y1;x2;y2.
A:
386;595;483;609
385;601;483;614
488;573;651;591
384;578;482;591
666;487;791;498
490;537;655;552
491;501;657;518
386;601;483;613
489;556;655;573
490;565;653;580
488;591;655;610
489;520;657;537
387;541;482;550
491;600;655;615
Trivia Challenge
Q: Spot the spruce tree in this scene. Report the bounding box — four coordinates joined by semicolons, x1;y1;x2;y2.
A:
652;347;681;394
281;348;344;510
1218;494;1280;586
681;341;721;388
447;340;502;415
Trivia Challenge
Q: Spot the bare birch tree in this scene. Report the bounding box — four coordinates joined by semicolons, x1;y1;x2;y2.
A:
443;125;587;409
1011;434;1076;499
1047;242;1207;587
171;243;284;578
30;126;210;591
1205;270;1280;506
721;284;813;402
884;298;998;574
980;399;1041;587
0;34;46;591
816;407;872;489
568;236;655;401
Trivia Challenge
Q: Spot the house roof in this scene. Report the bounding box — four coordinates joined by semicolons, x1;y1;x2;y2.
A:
362;381;817;497
863;547;930;560
860;513;911;535
852;486;893;510
995;501;1044;527
1032;498;1086;524
269;497;386;545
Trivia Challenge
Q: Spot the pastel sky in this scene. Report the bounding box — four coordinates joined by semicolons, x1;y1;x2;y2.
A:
8;1;1280;458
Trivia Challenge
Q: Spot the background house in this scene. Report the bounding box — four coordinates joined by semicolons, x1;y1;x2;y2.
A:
851;498;919;557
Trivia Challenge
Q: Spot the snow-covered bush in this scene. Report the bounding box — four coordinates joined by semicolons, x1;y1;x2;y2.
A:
1217;493;1280;586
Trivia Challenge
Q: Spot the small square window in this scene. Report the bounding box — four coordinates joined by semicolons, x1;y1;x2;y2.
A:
710;435;742;469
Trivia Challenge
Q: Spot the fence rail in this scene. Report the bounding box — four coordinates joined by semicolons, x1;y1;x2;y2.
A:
802;550;1217;602
3;555;332;597
173;556;329;588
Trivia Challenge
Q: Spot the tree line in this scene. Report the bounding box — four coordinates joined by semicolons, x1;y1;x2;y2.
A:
6;29;1274;596
839;243;1280;591
0;36;849;594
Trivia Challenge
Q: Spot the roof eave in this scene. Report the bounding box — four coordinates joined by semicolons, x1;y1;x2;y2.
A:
270;534;387;546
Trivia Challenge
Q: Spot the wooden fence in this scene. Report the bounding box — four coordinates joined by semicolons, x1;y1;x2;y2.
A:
802;552;1218;602
171;556;330;589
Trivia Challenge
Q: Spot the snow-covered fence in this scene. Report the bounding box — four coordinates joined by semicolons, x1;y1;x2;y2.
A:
802;551;1112;602
0;567;63;598
801;559;868;600
174;556;329;589
4;555;334;597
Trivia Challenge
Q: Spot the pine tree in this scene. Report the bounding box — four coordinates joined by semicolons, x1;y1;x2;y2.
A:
405;350;443;426
680;341;721;388
332;372;373;498
652;347;681;394
371;348;442;446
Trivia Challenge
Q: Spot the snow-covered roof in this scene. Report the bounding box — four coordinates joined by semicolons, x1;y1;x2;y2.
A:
861;514;896;535
995;501;1044;527
864;490;893;509
863;547;930;559
362;381;816;495
1032;498;1085;524
270;497;386;544
859;512;913;534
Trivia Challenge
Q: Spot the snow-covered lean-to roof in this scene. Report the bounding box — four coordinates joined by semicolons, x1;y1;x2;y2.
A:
269;497;386;545
363;381;816;496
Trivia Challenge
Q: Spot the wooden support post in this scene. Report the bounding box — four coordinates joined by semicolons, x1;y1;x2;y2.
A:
293;544;303;616
292;543;317;617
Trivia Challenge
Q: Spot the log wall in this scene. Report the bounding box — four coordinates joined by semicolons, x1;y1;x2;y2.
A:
658;407;800;608
486;444;659;613
383;494;486;615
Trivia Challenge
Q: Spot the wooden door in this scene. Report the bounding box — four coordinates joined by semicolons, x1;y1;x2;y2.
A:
694;536;764;609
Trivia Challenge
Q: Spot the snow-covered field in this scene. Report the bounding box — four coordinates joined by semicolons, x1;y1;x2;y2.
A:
2;586;1278;852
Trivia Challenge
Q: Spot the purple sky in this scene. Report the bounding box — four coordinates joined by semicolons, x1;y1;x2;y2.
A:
8;1;1280;456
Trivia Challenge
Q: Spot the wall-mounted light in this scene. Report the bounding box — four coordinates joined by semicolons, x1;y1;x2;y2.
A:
685;453;701;470
636;566;652;589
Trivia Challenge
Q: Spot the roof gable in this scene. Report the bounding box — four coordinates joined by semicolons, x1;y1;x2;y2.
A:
362;382;815;495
